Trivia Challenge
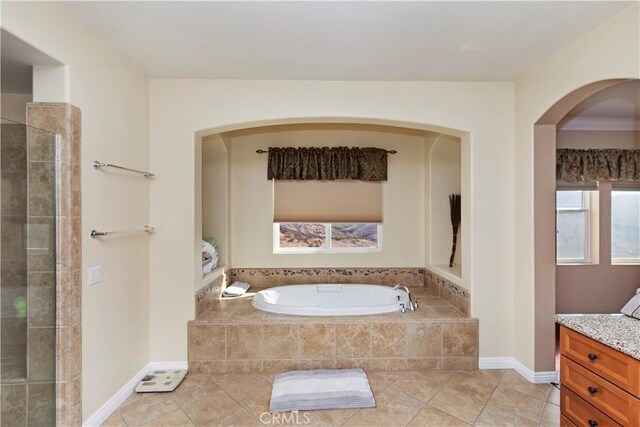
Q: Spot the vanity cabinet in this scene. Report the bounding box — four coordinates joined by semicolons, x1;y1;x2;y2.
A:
560;326;640;426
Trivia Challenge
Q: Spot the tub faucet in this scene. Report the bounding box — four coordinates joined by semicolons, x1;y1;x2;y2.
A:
393;284;417;311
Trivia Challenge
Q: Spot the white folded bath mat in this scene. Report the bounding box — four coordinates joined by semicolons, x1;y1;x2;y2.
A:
269;368;376;413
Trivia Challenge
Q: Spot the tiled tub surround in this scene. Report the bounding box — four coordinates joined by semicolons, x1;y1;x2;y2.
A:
196;273;226;317
188;287;478;374
425;268;470;316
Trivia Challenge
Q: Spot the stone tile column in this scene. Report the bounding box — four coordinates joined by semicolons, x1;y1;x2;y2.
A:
26;103;82;427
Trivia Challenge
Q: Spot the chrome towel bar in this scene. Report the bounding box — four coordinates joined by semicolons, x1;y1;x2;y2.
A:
90;225;154;239
93;160;154;178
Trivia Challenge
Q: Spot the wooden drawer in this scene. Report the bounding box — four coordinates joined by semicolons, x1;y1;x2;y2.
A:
561;326;640;397
561;414;578;427
561;356;639;426
561;386;621;427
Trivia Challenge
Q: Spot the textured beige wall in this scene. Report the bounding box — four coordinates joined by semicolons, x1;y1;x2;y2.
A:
428;135;462;269
150;80;512;362
2;2;151;419
1;93;32;123
514;3;640;371
224;123;428;268
557;130;640;149
201;135;229;269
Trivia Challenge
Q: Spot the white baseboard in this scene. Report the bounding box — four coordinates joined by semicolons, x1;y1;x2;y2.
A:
479;357;559;384
83;361;188;427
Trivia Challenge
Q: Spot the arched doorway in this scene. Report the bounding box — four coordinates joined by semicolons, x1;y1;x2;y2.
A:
533;78;639;373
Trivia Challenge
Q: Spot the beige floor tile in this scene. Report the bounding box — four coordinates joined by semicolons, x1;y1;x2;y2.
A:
172;376;222;407
141;408;194;426
181;390;245;425
407;405;471;427
240;392;273;419
428;386;485;424
540;402;560;427
546;386;560;406
211;374;272;404
390;371;449;403
474;405;537;427
441;372;498;403
314;408;359;426
486;386;545;423
341;408;403;427
215;408;265;427
101;410;126;426
119;394;182;426
374;390;424;425
367;371;404;394
499;371;550;401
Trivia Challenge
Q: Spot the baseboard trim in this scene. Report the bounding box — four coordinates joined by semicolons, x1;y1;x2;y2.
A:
83;361;188;427
479;357;559;384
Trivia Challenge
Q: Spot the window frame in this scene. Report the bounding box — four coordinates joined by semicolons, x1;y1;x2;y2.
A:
611;189;640;265
556;190;592;264
273;223;383;254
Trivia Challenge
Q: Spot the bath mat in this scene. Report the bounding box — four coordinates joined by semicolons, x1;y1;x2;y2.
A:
269;368;376;413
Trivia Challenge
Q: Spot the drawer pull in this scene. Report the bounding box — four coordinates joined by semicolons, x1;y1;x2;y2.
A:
588;420;598;427
587;353;598;361
587;386;598;394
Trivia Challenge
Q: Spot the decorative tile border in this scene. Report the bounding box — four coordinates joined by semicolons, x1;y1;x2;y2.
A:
27;103;82;427
425;269;470;316
195;274;226;318
228;268;426;288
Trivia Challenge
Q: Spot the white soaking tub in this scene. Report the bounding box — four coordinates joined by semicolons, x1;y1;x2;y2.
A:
251;284;410;316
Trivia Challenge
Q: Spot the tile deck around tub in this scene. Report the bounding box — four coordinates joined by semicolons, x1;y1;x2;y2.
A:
188;288;478;374
102;369;559;427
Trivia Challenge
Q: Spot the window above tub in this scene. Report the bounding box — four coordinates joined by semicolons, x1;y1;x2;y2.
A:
274;223;382;254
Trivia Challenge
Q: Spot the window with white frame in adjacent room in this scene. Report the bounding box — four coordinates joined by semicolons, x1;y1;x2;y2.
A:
611;187;640;264
273;180;383;254
556;189;599;264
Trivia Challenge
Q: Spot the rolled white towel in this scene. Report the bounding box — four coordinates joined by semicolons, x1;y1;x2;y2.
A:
202;240;218;275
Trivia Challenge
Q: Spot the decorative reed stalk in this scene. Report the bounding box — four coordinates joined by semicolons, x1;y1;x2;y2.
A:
449;194;461;268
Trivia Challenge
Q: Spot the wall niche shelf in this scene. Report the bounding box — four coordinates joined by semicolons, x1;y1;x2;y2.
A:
429;264;463;287
198;265;226;293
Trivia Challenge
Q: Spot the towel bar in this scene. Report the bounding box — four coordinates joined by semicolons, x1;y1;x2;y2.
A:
93;160;154;178
90;225;154;239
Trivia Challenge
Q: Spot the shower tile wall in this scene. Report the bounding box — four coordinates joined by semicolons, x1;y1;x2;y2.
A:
27;103;82;427
1;120;59;426
1;124;28;385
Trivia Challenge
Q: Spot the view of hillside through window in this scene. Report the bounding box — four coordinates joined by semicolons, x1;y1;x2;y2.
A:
612;191;640;262
278;223;379;250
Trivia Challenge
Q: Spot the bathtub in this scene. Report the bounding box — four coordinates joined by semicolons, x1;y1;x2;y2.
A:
251;284;410;316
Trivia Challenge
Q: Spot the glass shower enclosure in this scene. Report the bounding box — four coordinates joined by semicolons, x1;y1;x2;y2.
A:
1;118;57;426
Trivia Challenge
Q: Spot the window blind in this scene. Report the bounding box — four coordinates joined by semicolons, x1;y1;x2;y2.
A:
273;180;382;223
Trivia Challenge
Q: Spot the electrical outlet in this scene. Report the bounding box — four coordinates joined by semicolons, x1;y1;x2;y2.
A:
88;266;102;286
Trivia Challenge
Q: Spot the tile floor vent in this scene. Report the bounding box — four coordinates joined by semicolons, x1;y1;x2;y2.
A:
135;370;187;393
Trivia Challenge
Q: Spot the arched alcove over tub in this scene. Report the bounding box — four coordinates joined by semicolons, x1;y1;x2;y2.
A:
193;117;472;302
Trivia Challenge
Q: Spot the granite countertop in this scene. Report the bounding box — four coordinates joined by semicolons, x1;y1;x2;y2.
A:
555;314;640;361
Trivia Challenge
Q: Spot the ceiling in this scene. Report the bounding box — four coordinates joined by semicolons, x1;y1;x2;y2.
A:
560;80;640;130
60;1;631;81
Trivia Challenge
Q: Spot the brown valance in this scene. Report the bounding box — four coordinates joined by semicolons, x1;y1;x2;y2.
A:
556;149;640;183
267;147;388;181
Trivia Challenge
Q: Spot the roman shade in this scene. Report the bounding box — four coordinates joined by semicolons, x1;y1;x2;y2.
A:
273;180;382;223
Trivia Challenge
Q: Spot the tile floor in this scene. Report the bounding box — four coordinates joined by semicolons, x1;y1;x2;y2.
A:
102;369;559;427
